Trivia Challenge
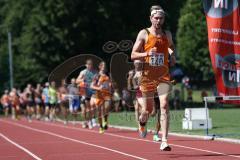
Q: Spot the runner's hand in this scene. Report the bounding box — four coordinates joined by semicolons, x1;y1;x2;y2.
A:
148;47;157;56
170;55;176;66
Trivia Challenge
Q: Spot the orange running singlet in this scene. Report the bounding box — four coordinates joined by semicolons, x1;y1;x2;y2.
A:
95;74;111;106
12;95;20;107
79;81;86;96
140;29;170;92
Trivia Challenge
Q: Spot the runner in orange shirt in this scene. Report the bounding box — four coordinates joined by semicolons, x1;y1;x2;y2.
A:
91;61;112;133
131;5;176;151
1;90;10;117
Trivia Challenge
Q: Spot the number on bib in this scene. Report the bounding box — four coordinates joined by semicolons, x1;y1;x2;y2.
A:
149;54;164;66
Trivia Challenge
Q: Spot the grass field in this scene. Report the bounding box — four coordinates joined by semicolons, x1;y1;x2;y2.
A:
108;108;240;139
1;107;239;139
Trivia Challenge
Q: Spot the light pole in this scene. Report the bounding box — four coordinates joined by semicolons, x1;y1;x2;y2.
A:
8;30;13;89
0;25;14;89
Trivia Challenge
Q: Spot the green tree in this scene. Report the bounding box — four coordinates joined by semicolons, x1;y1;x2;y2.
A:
176;0;213;81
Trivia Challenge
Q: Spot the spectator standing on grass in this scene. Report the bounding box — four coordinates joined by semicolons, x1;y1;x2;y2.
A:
187;89;193;102
173;89;181;110
201;90;208;102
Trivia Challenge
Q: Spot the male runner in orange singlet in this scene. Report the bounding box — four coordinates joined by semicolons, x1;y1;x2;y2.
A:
131;5;176;151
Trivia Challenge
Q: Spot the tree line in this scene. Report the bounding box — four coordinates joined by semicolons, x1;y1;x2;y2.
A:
0;0;213;92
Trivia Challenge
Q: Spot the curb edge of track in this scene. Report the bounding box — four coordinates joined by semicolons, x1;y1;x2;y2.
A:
55;118;240;144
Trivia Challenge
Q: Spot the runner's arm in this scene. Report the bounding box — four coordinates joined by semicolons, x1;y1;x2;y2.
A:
76;71;85;84
90;76;101;91
131;30;148;60
166;31;176;66
90;83;101;91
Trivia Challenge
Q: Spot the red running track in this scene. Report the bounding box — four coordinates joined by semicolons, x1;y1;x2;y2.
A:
0;118;240;160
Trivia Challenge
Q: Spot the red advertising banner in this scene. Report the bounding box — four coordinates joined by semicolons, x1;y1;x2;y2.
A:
203;0;240;98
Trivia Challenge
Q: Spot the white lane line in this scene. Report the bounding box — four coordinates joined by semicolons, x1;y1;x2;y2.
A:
32;120;240;159
0;120;148;160
0;133;42;160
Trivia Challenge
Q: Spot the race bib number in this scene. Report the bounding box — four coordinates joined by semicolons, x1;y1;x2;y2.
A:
101;81;110;90
149;54;164;66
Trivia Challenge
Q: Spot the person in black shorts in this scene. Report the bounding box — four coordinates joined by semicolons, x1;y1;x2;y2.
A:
24;84;35;122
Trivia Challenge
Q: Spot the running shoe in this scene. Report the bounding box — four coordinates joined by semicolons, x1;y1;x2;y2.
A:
49;114;53;121
82;122;88;128
36;114;41;120
139;126;147;138
160;141;171;151
45;117;49;122
28;118;32;123
153;134;161;142
12;115;16;120
92;118;97;127
99;127;104;134
88;121;93;129
16;115;21;120
103;121;108;130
